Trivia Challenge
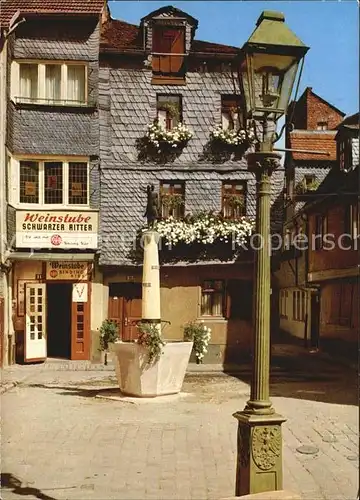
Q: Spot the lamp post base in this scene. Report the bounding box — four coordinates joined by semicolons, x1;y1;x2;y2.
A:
233;411;286;497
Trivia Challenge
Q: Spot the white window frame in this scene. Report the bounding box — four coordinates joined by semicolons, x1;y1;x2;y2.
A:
11;60;88;106
9;156;90;209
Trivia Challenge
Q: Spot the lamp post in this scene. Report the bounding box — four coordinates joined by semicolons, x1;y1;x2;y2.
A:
234;11;309;496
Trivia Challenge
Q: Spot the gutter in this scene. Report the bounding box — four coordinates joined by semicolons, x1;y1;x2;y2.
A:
100;46;239;60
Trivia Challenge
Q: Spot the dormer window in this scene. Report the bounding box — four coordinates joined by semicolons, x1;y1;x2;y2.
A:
152;26;186;84
221;95;242;131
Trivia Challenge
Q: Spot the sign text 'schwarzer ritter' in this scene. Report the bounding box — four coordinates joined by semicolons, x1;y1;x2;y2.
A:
21;213;94;232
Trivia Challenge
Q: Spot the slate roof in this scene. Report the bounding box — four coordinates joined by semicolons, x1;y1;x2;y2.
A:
336;112;359;129
289;130;337;161
0;0;104;26
100;18;239;55
304;165;359;214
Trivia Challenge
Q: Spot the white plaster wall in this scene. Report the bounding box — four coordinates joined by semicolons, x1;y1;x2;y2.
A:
90;265;107;331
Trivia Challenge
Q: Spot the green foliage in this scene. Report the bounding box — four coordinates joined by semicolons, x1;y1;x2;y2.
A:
158;101;181;122
223;194;245;208
160;193;185;210
99;319;118;352
183;320;211;363
137;322;166;364
295;177;320;194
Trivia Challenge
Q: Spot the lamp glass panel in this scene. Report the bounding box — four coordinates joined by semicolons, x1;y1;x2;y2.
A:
243;51;300;120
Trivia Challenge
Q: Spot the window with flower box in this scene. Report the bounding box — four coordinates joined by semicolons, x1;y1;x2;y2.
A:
152;26;186;84
157;95;182;130
12;61;87;105
15;159;89;207
201;280;225;317
221;95;242;131
160;181;185;219
222;181;247;219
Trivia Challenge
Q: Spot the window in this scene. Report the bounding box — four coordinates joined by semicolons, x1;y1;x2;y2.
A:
292;290;305;321
157;95;182;130
17;159;88;206
13;61;87;105
339;138;352;171
221;95;242;131
222;181;246;218
20;161;39;204
68;162;88;205
227;280;252;320
280;290;288;318
19;63;38;101
152;26;185;81
160;181;185;219
45;64;61;102
316;121;328;130
44;162;63;204
314;214;327;250
304;174;315;187
67;65;86;103
201;280;225;317
345;203;360;241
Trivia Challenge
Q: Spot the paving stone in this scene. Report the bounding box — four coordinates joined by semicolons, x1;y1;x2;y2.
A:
1;368;358;500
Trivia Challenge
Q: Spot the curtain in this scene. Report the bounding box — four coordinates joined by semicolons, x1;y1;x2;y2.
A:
19;64;38;100
67;66;85;103
45;65;61;101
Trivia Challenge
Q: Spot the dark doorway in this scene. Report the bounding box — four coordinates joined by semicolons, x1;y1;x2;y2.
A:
47;283;72;358
310;290;320;349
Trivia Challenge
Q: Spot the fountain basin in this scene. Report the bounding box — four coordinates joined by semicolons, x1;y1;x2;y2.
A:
111;341;193;397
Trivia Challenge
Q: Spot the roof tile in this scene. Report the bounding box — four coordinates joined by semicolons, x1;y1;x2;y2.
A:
0;0;104;27
289;130;337;161
100;18;239;55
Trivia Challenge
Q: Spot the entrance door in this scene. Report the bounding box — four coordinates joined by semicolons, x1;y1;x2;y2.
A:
71;283;90;360
25;283;47;362
108;283;142;341
310;290;320;349
124;284;142;341
47;283;72;358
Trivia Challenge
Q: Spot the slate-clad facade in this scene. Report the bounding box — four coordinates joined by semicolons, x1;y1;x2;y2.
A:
98;6;284;363
3;1;105;364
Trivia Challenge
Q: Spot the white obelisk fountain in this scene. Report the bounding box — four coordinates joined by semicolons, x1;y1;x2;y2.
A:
112;198;192;397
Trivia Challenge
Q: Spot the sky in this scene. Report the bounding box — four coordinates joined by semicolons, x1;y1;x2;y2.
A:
108;0;359;117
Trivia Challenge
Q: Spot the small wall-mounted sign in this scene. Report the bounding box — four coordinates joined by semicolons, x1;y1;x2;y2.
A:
46;261;90;281
72;283;88;303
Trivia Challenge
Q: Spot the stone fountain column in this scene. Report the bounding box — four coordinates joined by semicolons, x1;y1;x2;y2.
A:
141;230;161;324
111;228;193;397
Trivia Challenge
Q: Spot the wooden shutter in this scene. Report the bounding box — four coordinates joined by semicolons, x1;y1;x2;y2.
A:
170;29;185;73
152;27;185;75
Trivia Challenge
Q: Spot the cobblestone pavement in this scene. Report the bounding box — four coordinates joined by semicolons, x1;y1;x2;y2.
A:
1;366;358;500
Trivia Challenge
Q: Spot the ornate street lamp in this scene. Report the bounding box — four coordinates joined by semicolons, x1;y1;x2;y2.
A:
234;11;309;496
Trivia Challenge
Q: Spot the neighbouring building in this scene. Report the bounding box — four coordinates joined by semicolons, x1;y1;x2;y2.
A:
305;112;359;358
273;87;345;346
3;0;105;364
98;6;284;364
